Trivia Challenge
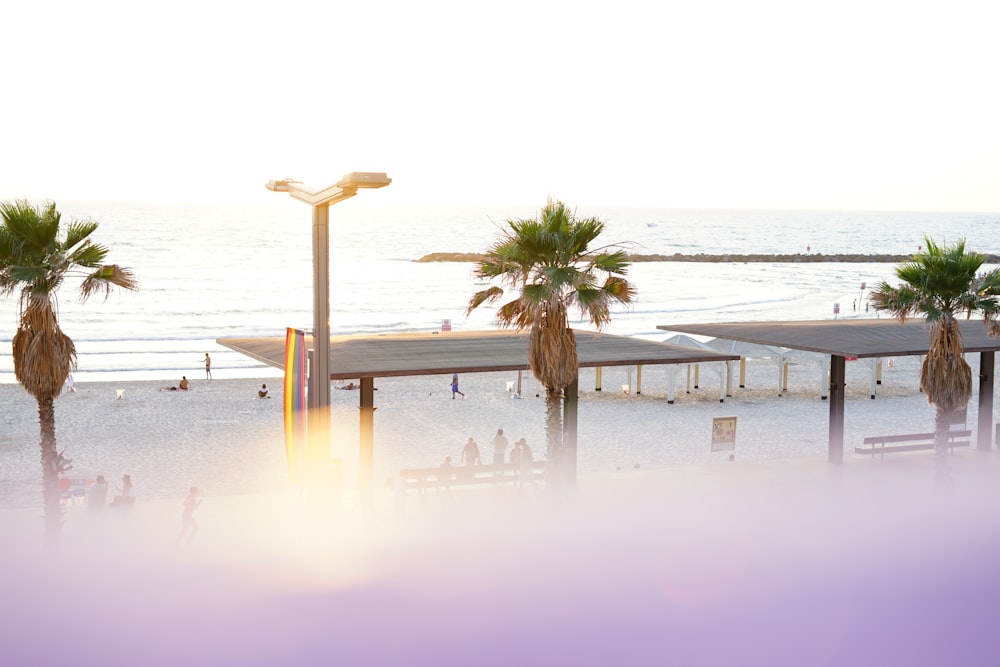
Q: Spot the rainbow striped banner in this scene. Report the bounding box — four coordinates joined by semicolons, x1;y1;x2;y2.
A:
284;327;307;481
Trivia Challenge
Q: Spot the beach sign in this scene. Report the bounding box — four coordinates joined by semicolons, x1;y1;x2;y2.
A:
711;416;737;452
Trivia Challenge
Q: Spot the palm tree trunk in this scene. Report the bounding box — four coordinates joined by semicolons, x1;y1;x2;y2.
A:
37;396;63;551
933;406;951;480
544;386;563;488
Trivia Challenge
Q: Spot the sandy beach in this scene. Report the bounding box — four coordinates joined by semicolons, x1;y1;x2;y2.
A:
0;351;965;508
3;356;1000;665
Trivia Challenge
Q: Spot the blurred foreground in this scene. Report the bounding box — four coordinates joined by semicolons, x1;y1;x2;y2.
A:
3;452;1000;666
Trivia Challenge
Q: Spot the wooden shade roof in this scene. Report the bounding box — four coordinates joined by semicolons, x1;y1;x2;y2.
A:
658;319;1000;358
217;329;739;380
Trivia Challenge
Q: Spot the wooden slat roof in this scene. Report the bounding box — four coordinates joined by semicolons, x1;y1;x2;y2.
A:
217;329;739;380
658;319;1000;358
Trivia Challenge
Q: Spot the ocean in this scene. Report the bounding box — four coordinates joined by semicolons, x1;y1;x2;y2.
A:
0;201;997;384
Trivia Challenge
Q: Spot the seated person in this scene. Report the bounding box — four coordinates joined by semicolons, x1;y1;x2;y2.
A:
179;376;189;390
110;474;136;507
258;383;269;398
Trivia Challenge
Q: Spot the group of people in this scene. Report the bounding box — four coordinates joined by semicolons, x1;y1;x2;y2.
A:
86;473;137;510
84;474;202;543
458;428;535;481
164;353;210;391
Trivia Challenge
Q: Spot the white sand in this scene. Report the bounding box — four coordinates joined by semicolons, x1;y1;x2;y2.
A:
3;357;1000;665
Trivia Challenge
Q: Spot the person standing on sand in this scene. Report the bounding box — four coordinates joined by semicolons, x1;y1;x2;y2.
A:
451;373;465;399
439;455;454;491
518;438;534;486
461;437;480;466
87;475;108;510
204;353;212;379
177;486;202;545
491;428;508;466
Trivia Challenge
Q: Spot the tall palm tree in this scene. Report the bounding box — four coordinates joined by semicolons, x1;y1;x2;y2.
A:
466;200;635;487
0;199;137;549
870;237;1000;472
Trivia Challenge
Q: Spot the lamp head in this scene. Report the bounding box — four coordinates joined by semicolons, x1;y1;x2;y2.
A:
335;172;392;189
265;178;302;192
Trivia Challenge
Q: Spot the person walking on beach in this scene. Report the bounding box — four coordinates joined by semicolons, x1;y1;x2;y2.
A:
177;486;202;545
461;437;480;466
450;373;465;399
491;428;508;466
204;353;212;379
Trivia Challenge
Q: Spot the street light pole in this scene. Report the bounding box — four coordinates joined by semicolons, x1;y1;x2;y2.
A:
266;173;391;459
311;203;331;416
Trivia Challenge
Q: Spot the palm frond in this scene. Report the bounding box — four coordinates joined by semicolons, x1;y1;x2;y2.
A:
466;285;505;316
63;219;99;251
589;250;631;275
66;241;109;269
79;264;138;301
602;275;636;305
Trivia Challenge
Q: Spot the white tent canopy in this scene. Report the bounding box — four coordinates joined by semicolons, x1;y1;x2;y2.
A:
664;333;889;401
660;334;730;403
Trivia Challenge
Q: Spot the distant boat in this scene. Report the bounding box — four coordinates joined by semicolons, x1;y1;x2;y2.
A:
646;222;658;228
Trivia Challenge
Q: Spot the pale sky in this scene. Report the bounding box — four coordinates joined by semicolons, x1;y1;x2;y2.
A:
2;0;998;211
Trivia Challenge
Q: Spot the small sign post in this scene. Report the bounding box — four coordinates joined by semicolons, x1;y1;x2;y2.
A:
711;416;737;452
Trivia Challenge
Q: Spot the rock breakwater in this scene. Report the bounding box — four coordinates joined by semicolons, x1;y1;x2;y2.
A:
415;252;1000;264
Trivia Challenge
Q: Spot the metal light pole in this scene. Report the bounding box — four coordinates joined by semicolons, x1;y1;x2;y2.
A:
266;173;391;460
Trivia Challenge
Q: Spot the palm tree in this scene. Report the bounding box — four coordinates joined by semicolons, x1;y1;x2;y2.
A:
870;237;1000;472
466;200;635;487
0;199;137;549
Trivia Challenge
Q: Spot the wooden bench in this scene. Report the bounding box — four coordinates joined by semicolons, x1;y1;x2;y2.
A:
855;430;971;460
400;461;545;492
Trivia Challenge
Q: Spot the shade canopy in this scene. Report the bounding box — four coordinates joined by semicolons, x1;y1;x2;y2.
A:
218;329;739;380
659;318;1000;461
658;319;1000;358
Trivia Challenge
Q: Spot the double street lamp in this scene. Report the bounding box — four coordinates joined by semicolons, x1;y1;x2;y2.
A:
266;173;391;459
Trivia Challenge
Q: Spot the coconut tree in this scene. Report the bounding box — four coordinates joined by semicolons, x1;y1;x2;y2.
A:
466;200;635;487
870;237;1000;472
0;199;137;550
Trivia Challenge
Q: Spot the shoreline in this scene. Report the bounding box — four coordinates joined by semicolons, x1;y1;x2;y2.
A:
416;252;1000;263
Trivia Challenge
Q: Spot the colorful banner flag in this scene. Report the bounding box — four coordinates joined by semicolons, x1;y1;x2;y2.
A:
284;327;307;480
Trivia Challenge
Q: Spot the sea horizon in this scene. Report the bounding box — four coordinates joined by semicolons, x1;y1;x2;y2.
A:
0;202;997;384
